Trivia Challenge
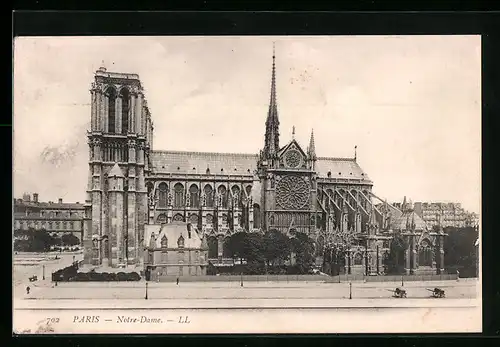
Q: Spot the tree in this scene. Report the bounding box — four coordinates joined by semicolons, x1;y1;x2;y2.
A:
290;232;315;273
263;230;291;269
62;233;80;246
387;232;408;275
226;232;248;260
444;227;478;277
13;229;56;252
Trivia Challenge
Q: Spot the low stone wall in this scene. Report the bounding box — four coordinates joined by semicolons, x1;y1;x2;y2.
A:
152;274;459;283
157;274;329;282
325;274;459;283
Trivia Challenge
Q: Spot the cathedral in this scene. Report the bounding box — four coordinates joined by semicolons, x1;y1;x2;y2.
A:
82;49;446;276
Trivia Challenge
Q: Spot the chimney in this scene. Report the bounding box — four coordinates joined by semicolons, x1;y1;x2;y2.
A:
33;193;39;203
58;198;63;204
23;193;31;202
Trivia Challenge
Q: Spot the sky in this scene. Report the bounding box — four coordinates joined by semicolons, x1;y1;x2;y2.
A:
13;36;481;213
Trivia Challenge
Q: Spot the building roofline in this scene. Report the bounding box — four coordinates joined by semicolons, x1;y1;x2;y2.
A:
317;156;357;162
95;70;140;80
152;150;259;158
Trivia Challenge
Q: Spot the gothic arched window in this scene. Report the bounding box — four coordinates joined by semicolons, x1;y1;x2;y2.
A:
158;182;168;208
218;185;228;208
419;240;433;267
157;214;167;224
106;87;117;134
189;214;199;226
206;214;213;224
120;88;129;134
189;184;199;208
174;183;184;207
245;185;252;197
231;185;241;207
204;185;214;207
173;213;184;222
354;253;363;265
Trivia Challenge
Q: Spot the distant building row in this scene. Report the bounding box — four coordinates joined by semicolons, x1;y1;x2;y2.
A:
378;200;479;229
13;193;85;241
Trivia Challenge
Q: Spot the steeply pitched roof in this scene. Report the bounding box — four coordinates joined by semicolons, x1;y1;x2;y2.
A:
14;200;85;210
150;150;258;176
150;150;371;182
315;157;371;181
391;210;428;231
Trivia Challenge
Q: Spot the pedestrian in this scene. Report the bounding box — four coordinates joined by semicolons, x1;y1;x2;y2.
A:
176;277;179;285
26;286;30;295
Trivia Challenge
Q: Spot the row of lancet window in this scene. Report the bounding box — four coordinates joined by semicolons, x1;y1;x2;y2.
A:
155;183;252;209
106;87;130;135
101;143;129;162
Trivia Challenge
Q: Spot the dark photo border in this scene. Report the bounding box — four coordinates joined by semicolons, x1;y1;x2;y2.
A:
9;8;500;347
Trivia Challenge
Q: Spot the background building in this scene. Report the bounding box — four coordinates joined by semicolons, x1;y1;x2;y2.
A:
390;201;478;229
14;193;84;242
143;221;208;279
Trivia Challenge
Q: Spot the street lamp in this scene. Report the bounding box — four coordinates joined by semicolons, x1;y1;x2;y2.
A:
349;281;352;299
42;265;45;280
145;282;148;300
365;241;369;276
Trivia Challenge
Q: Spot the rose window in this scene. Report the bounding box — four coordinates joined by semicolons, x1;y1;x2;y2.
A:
206;214;213;224
173;214;184;222
276;175;310;210
189;214;198;224
285;150;302;168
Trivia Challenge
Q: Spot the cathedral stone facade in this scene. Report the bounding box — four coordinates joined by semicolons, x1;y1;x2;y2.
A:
83;52;445;276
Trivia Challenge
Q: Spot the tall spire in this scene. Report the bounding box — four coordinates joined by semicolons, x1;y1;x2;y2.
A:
264;42;280;158
308;129;317;160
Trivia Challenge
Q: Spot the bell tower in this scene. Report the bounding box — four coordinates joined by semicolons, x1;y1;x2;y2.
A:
83;64;153;267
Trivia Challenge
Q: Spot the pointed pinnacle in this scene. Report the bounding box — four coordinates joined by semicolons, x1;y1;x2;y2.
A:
308;129;316;158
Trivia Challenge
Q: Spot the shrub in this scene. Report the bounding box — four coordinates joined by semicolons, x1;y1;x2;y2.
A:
128;272;141;281
54;267;142;282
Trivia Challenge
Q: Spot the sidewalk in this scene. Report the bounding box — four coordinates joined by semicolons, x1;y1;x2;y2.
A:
14;297;480;310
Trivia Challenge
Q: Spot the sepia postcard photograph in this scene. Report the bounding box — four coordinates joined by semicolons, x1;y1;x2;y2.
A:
13;35;481;334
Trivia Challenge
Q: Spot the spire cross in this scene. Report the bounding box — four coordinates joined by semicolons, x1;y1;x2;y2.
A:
292;126;295;139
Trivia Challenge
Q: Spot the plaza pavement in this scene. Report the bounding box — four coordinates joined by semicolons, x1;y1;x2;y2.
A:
13;253;83;297
14;278;479;310
13;253;479;310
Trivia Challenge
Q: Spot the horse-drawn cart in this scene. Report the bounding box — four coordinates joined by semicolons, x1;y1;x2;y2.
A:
427;287;445;298
28;275;38;282
389;287;407;298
